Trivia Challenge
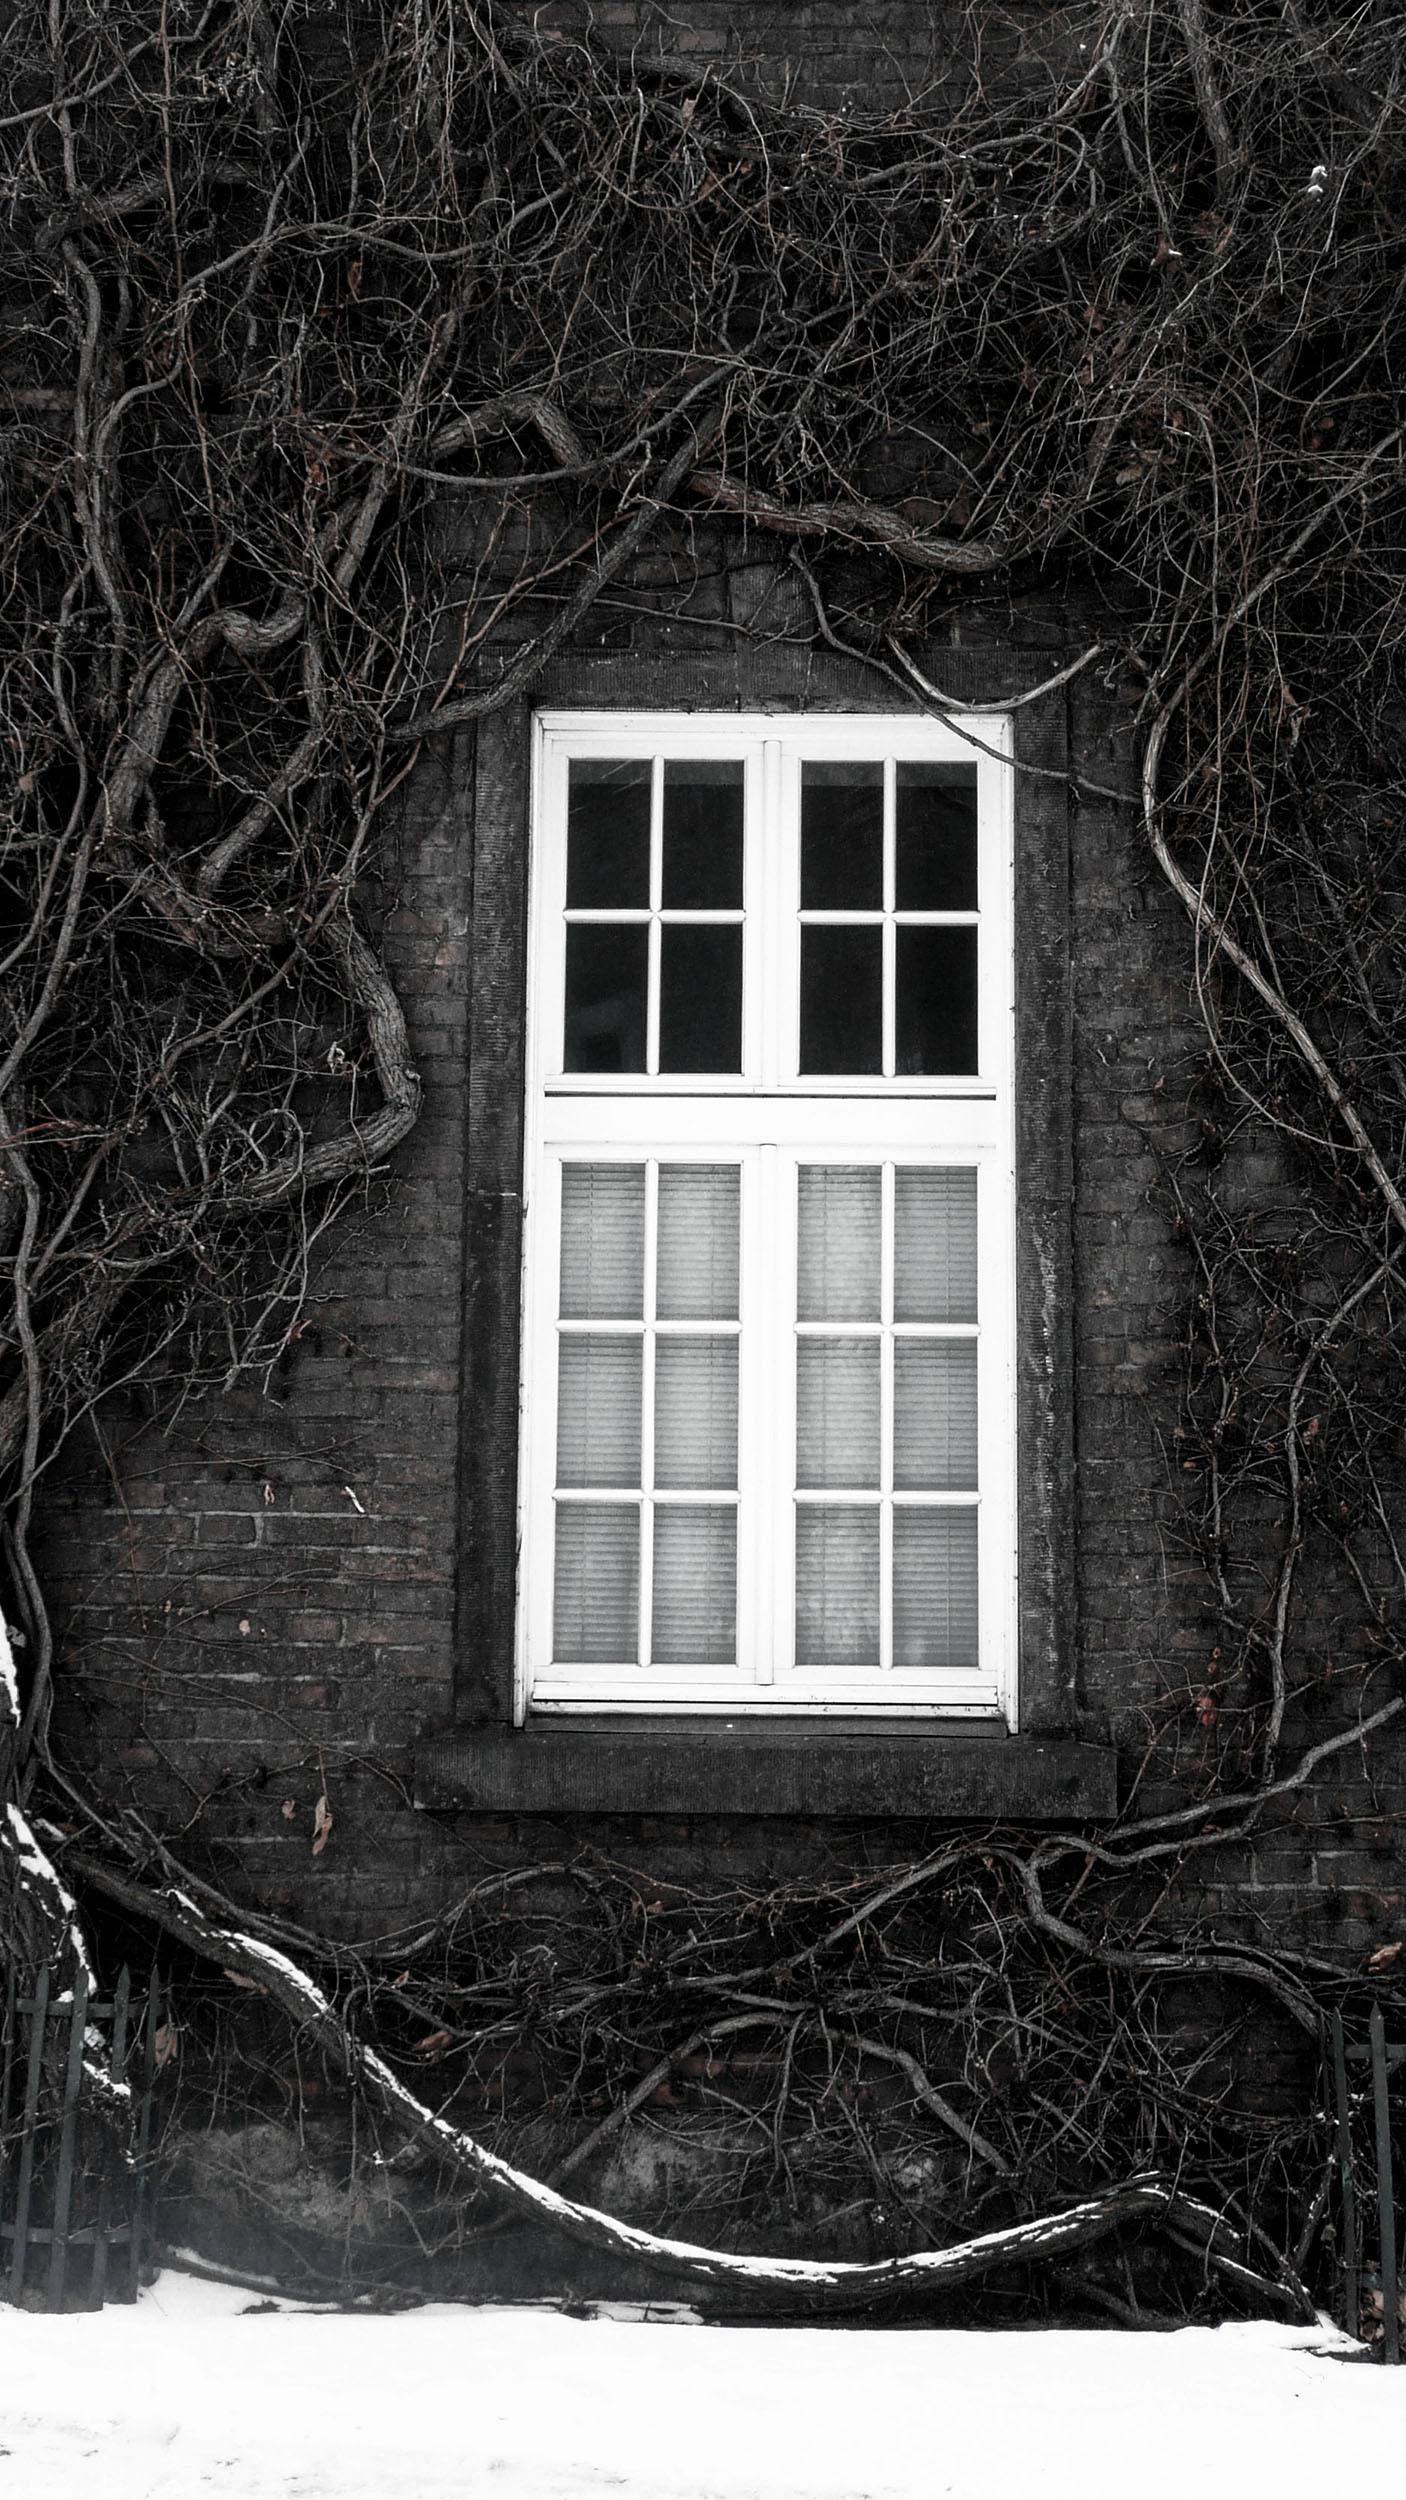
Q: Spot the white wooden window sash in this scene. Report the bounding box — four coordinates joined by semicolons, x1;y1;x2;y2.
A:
519;714;1017;1721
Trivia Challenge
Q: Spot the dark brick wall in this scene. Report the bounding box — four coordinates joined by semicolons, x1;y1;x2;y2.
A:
37;2;1405;1977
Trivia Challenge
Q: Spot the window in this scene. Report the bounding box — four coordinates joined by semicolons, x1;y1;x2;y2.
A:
517;713;1017;1721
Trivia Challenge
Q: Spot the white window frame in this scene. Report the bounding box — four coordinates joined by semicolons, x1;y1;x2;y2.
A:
517;711;1018;1723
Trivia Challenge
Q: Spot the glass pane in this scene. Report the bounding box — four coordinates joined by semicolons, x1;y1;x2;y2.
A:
894;1168;978;1323
564;924;648;1074
652;1507;736;1664
657;1166;740;1319
893;1508;979;1667
567;758;651;906
795;1506;880;1665
800;926;882;1075
554;1503;639;1663
557;1336;642;1487
895;764;978;909
797;1338;880;1489
560;1165;645;1319
894;1341;978;1490
801;760;883;908
659;925;742;1073
654;1339;738;1489
798;1166;880;1320
662;760;744;906
895;926;978;1075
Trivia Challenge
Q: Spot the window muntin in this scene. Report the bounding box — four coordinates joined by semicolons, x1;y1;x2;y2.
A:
798;759;980;1077
521;714;1016;1720
562;755;746;1076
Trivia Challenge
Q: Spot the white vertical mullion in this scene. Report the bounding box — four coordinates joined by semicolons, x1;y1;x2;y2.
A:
639;1156;659;1667
520;1149;563;1719
646;754;663;1075
764;1145;789;1687
734;1150;755;1684
882;756;896;1079
742;747;763;1085
879;1156;894;1675
762;739;785;1089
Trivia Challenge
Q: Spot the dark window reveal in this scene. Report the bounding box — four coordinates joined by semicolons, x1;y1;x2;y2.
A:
896;926;979;1074
800;926;883;1074
566;758;651;906
564;924;649;1072
801;761;883;909
895;764;979;910
660;926;743;1073
662;760;744;907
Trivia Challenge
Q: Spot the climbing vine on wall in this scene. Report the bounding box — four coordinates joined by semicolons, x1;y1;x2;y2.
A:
1;0;1404;2316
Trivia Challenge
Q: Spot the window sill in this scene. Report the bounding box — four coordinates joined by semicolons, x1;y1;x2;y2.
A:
414;1724;1115;1820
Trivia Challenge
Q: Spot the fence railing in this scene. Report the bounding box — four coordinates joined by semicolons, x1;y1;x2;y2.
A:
1327;2002;1403;2363
1;1961;162;2311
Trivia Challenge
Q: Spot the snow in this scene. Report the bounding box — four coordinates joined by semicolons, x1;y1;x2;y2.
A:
2;1801;93;1982
0;2272;1395;2500
0;1610;19;1725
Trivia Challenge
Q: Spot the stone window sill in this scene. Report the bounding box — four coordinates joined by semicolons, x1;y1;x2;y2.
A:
414;1724;1115;1820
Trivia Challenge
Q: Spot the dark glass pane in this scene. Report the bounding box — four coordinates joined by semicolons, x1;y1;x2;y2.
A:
567;759;651;906
895;764;978;909
658;925;743;1073
662;760;744;907
896;926;978;1074
800;927;882;1074
564;924;648;1072
801;761;883;909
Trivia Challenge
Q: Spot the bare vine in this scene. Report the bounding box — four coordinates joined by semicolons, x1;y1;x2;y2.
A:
1;0;1404;2317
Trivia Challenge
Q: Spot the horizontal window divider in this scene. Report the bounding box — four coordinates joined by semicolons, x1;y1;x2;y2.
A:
794;1321;980;1337
543;1082;1001;1099
564;909;746;923
793;1489;980;1505
555;1319;742;1334
554;1487;742;1505
798;911;980;926
889;1490;982;1505
652;1319;742;1334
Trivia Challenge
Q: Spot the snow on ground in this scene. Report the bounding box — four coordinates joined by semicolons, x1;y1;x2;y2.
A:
0;2272;1396;2500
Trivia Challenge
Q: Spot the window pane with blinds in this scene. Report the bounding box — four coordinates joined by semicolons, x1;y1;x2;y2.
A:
655;1339;738;1489
553;1159;740;1669
894;1168;976;1322
796;1507;880;1665
657;1166;739;1318
893;1341;978;1491
557;1337;642;1487
797;1167;880;1320
797;1339;880;1489
653;1508;737;1663
893;1509;979;1667
553;1505;639;1663
560;1165;645;1318
794;1163;982;1676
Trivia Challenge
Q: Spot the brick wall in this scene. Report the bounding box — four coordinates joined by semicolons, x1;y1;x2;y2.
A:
36;0;1405;1987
